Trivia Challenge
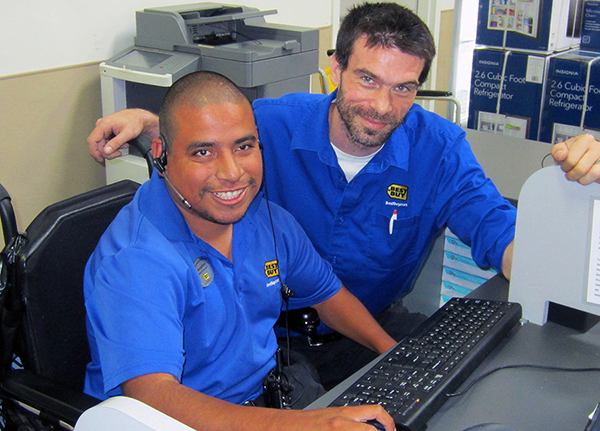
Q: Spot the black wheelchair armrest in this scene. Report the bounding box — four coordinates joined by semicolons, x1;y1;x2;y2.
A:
1;368;100;427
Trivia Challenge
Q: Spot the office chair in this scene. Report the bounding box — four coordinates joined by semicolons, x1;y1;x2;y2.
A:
0;179;140;429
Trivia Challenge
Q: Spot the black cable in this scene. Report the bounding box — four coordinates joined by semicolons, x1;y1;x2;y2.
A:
263;197;295;368
541;153;553;169
260;141;300;407
447;364;600;398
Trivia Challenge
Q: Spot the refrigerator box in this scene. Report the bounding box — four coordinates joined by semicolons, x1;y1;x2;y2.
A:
476;0;583;53
468;48;550;140
540;49;600;143
581;1;600;51
550;123;600;142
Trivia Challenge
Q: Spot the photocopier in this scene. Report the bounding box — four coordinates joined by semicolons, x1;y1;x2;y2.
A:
100;2;319;116
99;2;320;185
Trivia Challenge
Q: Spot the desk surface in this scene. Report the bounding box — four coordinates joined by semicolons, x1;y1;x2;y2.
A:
308;276;600;431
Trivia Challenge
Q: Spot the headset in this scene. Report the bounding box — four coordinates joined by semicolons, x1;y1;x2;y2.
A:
153;134;192;210
152;134;169;175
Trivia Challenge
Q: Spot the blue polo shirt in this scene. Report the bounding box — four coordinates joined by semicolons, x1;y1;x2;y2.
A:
253;91;516;321
84;171;341;403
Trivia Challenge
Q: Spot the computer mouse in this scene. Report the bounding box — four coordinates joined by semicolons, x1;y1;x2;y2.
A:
462;423;516;431
365;419;386;430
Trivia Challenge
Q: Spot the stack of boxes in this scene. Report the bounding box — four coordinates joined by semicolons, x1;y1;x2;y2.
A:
440;229;497;305
467;0;600;144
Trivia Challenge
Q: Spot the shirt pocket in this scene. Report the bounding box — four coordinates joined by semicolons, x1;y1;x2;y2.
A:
366;211;420;269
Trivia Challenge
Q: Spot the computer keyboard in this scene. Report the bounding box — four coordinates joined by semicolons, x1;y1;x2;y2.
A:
328;297;522;431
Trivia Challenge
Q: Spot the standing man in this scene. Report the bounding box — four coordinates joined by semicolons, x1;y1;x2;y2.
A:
84;71;397;430
86;2;600;388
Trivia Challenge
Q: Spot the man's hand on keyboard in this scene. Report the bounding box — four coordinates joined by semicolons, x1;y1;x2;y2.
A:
326;298;522;431
309;405;395;430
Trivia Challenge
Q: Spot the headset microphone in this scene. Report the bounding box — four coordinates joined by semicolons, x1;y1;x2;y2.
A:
153;134;193;211
163;173;193;210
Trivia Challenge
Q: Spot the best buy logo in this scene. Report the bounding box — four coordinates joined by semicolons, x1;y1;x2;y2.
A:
387;184;408;201
264;260;279;278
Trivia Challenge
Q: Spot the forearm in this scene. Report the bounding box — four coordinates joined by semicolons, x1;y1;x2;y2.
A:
501;239;514;280
123;372;284;431
88;109;160;162
122;373;395;431
137;109;160;141
313;287;396;355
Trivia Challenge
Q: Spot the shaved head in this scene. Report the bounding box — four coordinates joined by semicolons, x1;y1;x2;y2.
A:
159;71;251;149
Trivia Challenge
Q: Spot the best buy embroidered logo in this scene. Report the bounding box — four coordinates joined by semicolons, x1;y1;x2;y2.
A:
264;260;279;278
387;184;408;201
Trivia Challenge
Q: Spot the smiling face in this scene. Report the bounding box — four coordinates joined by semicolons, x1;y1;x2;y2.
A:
160;100;262;236
329;35;425;156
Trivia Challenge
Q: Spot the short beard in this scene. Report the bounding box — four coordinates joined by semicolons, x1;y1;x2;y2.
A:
335;85;403;149
186;205;245;226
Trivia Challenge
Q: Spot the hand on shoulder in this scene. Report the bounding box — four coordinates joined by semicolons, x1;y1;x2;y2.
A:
87;109;159;162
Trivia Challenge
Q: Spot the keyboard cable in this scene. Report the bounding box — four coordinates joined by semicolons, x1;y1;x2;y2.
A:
446;364;600;398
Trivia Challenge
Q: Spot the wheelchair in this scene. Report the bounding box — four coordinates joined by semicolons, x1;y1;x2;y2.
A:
0;177;140;430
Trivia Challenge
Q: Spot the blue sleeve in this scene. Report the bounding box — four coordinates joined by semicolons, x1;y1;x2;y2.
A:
85;246;187;396
434;130;516;272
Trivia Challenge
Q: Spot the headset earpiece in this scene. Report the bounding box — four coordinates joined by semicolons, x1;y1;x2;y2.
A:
153;134;169;174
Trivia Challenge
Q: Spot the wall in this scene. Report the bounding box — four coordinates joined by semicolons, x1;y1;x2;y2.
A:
0;65;107;245
432;9;454;117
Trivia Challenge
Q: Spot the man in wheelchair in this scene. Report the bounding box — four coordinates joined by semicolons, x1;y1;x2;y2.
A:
83;71;397;431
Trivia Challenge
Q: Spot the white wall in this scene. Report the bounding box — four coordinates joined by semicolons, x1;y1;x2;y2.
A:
1;1;334;78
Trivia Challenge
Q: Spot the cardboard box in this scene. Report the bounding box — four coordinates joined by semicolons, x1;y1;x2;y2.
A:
444;235;473;258
443;251;498;279
581;1;600;51
468;48;550;140
440;280;475;306
476;0;582;53
551;123;600;142
540;49;600;143
441;266;489;289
